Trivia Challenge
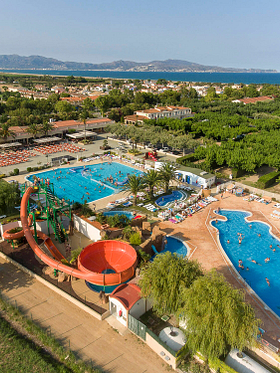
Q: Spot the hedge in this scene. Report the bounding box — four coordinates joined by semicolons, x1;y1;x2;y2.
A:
256;171;280;189
232;168;245;178
196;353;238;373
177;154;196;165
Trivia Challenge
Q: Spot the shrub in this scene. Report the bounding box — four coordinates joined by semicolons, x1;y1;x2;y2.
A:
72;201;82;210
27;167;32;173
177;153;196;165
129;232;142;246
0;174;6;179
257;170;280;189
231;168;245;178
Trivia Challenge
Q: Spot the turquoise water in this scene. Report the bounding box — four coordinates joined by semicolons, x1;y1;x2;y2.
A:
3;69;280;84
27;162;143;203
103;210;134;219
156;190;184;206
152;236;188;258
212;210;280;317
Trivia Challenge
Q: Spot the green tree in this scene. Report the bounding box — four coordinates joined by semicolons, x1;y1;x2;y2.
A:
54;100;73;114
0;180;21;215
0;122;15;141
40;121;54;136
122;174;144;205
158;162;177;193
142;169;161;199
94;95;110;116
26;123;41;139
140;252;203;314
79;110;89;141
179;270;260;359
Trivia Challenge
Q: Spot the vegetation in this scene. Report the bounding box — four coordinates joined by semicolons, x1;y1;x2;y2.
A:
142;169;161;199
140;252;203;314
122;174;145;205
179;270;260;359
0;180;20;215
158;163;178;193
129;231;142;246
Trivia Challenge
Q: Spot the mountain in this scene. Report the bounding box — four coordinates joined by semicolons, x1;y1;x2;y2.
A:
0;55;277;73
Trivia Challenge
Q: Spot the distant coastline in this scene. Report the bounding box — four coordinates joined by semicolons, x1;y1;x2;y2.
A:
1;69;280;84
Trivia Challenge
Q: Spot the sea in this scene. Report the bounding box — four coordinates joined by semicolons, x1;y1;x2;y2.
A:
1;69;280;85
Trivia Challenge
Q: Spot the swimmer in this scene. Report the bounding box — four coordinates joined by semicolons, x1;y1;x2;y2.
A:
85;187;87;189
251;259;257;264
270;245;272;248
238;259;243;267
265;257;270;263
246;267;249;271
99;190;101;193
265;277;270;287
258;233;261;237
227;240;230;244
238;238;242;245
94;188;96;191
103;187;106;189
249;225;252;228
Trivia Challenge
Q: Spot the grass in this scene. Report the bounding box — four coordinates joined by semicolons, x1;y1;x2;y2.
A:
0;295;101;373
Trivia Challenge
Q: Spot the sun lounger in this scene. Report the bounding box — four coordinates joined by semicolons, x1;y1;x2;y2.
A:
169;218;178;224
0;215;7;219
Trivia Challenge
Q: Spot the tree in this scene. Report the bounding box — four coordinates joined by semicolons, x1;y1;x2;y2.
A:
0;122;15;141
158;162;177;193
140;252;203;315
40;121;54;136
54;100;73;115
179;270;260;359
142;169;161;199
79;110;89;141
94;95;110;116
122;174;144;205
0;180;20;215
26;123;41;139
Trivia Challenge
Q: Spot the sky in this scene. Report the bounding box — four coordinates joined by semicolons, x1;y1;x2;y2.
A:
1;0;280;70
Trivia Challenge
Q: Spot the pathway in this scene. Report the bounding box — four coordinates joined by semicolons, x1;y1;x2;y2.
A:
0;256;170;373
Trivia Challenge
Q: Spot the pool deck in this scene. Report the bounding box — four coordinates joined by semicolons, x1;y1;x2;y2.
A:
158;191;280;350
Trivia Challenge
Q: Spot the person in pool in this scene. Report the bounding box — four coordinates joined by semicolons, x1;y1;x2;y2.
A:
265;277;270;287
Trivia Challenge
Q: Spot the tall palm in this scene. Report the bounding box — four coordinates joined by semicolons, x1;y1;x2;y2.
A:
158;162;177;193
122;174;144;206
40;121;54;137
27;123;41;139
142;169;161;199
0;122;15;141
79;110;89;142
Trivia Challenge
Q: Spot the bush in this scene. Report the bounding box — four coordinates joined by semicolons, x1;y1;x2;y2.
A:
129;232;142;246
257;170;280;189
177;153;196;165
26;167;32;172
72;201;82;210
0;174;6;179
231;168;245;178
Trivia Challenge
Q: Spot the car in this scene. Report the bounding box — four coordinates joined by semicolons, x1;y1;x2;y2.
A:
171;150;181;155
159;147;170;152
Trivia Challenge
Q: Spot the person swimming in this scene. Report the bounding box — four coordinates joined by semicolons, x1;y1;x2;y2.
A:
265;277;271;287
265;257;270;263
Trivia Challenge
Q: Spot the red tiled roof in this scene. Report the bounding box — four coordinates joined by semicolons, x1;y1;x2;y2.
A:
110;284;142;310
124;115;147;122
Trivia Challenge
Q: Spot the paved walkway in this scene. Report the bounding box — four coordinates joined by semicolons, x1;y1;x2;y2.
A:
0;257;170;373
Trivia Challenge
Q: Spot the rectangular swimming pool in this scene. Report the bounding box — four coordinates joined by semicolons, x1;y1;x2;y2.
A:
26;162;144;204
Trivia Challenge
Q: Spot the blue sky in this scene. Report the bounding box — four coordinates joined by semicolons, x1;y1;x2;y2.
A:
1;0;279;70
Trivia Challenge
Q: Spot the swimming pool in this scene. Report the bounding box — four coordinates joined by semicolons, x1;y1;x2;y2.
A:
152;236;188;258
155;190;184;207
26;162;144;204
103;210;134;219
212;210;280;317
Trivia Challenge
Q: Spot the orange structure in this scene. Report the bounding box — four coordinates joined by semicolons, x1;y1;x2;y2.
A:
3;186;137;286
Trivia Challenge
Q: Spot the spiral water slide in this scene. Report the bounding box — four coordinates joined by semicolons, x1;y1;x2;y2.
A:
14;186;137;285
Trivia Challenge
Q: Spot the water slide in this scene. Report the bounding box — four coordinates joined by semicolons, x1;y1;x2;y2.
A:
148;152;157;161
3;186;137;286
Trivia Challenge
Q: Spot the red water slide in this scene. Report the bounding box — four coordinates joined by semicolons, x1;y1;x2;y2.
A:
12;186;137;285
148;152;157;161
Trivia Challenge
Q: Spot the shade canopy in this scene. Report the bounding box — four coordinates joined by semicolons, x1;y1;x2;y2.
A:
33;136;61;144
0;142;21;148
66;131;97;139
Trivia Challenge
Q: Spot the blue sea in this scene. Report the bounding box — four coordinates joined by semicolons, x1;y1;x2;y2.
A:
2;69;280;84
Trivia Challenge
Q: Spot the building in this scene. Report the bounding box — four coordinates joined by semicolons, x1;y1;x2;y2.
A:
3;118;114;144
175;165;216;188
124;105;192;124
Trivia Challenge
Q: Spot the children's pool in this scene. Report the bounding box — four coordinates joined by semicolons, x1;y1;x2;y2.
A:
27;162;144;204
156;190;184;207
103;210;134;219
152;236;188;258
212;210;280;317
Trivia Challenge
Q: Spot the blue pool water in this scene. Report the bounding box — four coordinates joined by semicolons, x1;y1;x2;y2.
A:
103;210;134;219
156;190;184;207
27;162;143;203
212;210;280;317
152;236;188;259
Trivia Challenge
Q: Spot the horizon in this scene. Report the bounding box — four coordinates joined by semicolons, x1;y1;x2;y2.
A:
0;0;279;71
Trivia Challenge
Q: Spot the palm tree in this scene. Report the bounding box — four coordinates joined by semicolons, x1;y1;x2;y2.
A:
0;122;15;142
142;169;161;199
79;110;89;142
40;121;54;137
122;174;144;206
158;162;177;193
26;123;41;139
